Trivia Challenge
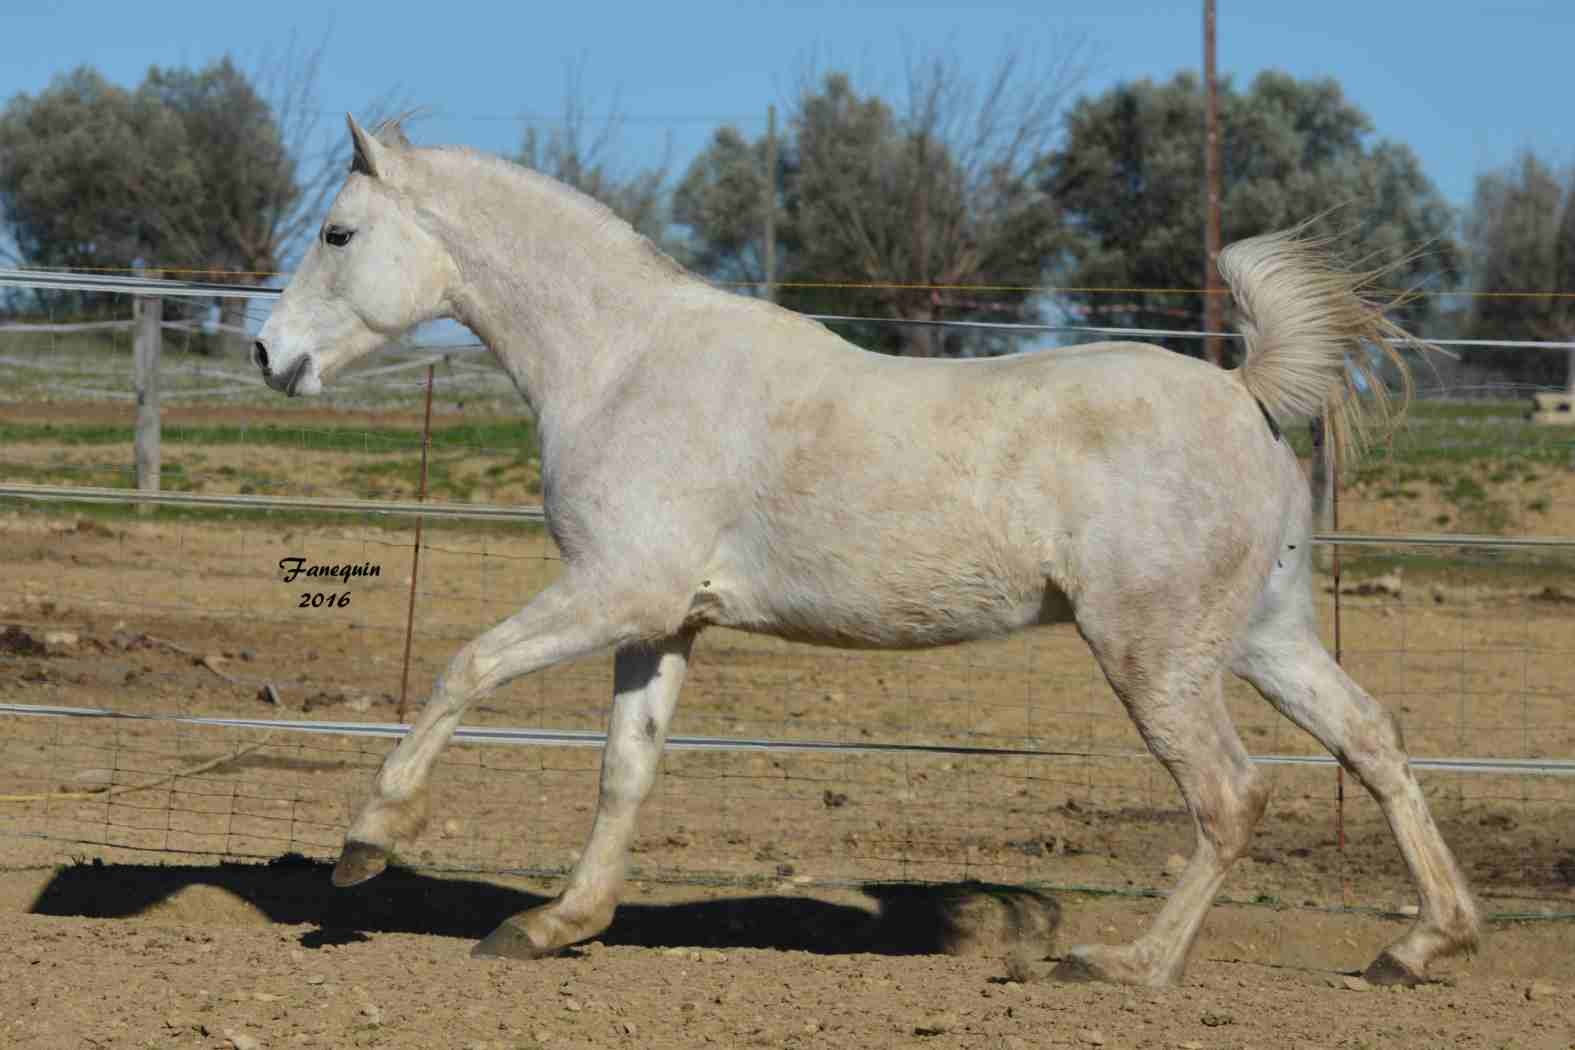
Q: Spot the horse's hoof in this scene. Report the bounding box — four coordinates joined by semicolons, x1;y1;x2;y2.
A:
471;919;561;961
1049;944;1174;987
331;840;388;887
1363;951;1429;987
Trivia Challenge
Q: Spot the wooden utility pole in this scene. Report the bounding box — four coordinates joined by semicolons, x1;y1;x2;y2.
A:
1203;0;1224;367
133;294;162;514
763;104;778;303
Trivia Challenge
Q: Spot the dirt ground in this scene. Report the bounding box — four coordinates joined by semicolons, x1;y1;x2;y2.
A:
0;861;1572;1049
2;404;1574;1047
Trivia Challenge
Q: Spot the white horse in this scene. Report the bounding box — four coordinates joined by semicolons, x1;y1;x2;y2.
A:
253;116;1478;986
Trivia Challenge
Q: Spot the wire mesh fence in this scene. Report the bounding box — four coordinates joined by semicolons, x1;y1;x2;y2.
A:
1;500;1572;918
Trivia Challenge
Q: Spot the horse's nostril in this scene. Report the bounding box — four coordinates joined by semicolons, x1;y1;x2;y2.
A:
254;340;271;373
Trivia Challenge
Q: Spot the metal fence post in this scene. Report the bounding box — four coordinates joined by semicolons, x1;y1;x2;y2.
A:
1309;416;1332;572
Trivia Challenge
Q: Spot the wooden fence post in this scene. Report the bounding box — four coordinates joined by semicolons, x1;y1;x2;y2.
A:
134;294;162;514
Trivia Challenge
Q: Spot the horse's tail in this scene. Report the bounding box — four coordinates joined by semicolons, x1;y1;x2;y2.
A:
1219;224;1428;472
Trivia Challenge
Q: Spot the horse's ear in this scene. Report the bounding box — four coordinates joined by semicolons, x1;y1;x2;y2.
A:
347;113;388;178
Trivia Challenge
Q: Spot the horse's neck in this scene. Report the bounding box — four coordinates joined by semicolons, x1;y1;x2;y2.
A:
429;156;693;423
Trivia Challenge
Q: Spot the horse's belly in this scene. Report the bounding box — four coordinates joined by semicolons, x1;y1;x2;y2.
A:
694;538;1067;650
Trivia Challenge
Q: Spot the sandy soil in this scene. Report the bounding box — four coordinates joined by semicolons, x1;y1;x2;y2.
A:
0;861;1571;1049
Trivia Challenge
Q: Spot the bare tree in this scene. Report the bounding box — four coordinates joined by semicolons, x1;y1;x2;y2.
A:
516;59;672;246
785;40;1090;355
216;36;402;352
139;38;402;352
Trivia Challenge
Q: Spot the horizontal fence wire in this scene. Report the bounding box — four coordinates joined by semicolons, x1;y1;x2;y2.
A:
9;264;1575;301
4;482;1574;548
4;268;1575;352
0;484;546;524
6;700;1575;776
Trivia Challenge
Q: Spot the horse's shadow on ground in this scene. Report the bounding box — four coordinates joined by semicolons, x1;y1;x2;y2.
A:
29;854;1059;956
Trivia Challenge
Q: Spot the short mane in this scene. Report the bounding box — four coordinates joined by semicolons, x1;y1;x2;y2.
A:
415;140;691;281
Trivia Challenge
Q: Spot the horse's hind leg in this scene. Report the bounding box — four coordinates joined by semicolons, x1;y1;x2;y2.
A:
473;631;695;959
1233;608;1479;983
1054;641;1269;987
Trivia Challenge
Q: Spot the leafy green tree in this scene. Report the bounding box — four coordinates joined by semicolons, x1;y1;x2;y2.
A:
0;68;194;283
2;43;391;344
677;46;1085;357
672;125;780;288
138;58;296;277
1041;71;1459;359
136;57;303;352
1463;151;1575;388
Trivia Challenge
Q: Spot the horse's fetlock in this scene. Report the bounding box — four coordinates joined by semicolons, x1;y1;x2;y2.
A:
575;899;618;937
368;781;430;841
1441;896;1482;950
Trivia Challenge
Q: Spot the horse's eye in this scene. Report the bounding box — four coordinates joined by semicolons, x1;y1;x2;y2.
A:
324;225;355;248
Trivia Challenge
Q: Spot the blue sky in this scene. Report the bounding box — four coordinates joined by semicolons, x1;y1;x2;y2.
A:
3;0;1571;219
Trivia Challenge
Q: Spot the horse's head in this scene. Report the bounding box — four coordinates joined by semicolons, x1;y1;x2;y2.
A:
253;116;458;396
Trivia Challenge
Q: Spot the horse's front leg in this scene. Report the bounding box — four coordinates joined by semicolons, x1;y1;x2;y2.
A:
332;580;636;887
472;631;695;958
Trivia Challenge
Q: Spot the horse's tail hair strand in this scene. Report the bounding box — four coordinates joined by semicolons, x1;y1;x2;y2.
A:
1220;224;1431;472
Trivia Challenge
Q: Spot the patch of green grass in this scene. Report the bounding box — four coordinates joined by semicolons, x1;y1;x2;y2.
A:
1443;476;1488;504
341;454;480;502
1305;399;1575;472
339;448;542;503
1408;400;1529;422
0;458;137;487
1433;473;1514;533
159;462;196;492
0;418;538;458
1332;548;1575;589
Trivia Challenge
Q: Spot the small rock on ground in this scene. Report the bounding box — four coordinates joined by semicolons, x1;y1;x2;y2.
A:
1525;979;1558;1001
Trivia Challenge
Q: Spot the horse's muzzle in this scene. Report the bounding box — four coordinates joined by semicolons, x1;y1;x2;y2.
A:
258;352;312;397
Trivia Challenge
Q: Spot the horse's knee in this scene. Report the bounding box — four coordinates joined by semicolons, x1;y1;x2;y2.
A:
436;641;488;704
